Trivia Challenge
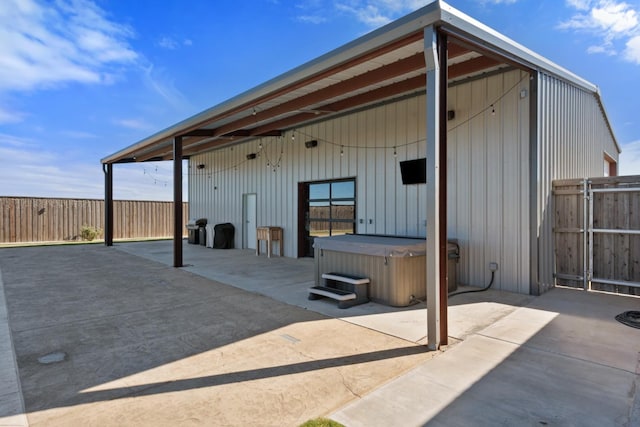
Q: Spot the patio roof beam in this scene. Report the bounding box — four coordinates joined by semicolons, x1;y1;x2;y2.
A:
248;74;426;137
209;53;427;138
169;32;426;138
448;55;501;79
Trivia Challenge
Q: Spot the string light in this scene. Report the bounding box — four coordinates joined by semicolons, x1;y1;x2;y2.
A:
183;73;526;178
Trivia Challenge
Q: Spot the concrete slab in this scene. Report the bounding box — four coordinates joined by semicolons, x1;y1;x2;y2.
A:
332;288;640;426
6;241;630;426
0;269;28;427
116;241;532;344
0;244;432;426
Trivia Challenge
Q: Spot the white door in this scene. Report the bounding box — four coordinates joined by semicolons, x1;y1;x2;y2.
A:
243;193;257;250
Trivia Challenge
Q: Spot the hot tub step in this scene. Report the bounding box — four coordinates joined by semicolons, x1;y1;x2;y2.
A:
321;273;370;285
309;271;370;309
308;286;356;301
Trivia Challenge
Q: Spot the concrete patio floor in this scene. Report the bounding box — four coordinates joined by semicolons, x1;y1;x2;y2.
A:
116;240;534;344
0;240;638;426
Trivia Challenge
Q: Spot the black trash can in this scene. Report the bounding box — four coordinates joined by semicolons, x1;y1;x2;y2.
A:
213;223;235;249
199;226;206;246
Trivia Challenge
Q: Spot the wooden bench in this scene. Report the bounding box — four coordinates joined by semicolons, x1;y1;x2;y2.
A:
308;272;370;309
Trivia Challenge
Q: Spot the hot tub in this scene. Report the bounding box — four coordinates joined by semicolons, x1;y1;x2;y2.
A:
313;234;458;307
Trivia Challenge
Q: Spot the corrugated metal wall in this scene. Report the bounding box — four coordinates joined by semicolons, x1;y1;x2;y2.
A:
535;72;619;294
447;69;531;293
188;94;429;255
189;68;533;294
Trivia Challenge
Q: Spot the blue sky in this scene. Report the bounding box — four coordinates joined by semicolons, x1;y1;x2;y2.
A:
1;0;639;201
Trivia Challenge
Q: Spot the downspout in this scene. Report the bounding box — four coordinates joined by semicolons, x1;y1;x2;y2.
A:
529;72;540;295
424;25;444;350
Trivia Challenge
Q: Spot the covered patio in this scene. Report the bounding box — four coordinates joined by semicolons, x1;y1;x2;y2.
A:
115;240;533;344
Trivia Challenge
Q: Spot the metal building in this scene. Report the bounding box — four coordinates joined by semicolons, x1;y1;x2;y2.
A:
102;0;620;349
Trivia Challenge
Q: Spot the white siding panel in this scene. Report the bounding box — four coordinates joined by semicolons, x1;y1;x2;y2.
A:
535;72;619;293
188;69;532;294
446;69;531;293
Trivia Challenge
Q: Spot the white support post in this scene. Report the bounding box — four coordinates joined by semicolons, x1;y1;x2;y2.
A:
424;26;441;351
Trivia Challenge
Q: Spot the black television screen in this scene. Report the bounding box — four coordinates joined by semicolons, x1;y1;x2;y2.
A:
399;158;427;185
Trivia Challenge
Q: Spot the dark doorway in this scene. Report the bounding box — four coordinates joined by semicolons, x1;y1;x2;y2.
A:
298;178;356;257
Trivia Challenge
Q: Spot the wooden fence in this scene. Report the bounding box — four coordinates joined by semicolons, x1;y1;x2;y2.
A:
0;197;189;243
554;176;640;296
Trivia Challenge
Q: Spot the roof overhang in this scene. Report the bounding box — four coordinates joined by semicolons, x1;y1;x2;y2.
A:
102;0;619;164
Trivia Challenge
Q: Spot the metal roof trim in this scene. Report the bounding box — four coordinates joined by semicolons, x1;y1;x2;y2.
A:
438;2;598;93
103;0;620;163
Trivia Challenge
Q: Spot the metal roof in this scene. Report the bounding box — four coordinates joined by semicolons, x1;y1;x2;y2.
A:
102;0;619;164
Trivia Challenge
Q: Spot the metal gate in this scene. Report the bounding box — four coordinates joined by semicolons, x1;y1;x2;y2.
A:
553;176;640;295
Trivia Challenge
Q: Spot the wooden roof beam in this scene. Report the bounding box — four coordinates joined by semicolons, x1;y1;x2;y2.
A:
248;75;426;136
448;56;502;79
447;42;471;59
174;32;425;137
211;53;426;138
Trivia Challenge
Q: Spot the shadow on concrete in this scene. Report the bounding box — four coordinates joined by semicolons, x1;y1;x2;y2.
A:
0;244;431;424
115;240;533;344
61;346;426;409
332;287;640;426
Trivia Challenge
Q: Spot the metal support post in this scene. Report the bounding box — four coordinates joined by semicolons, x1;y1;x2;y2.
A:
425;25;442;350
173;136;183;268
103;163;114;246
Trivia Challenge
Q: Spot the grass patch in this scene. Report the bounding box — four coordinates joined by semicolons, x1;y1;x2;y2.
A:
299;418;345;427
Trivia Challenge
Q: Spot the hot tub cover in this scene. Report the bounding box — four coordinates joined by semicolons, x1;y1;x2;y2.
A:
313;234;427;257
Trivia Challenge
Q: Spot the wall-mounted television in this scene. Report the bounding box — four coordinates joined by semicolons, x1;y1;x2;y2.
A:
399;158;427;185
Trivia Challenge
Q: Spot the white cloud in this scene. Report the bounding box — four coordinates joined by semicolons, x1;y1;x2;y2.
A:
0;0;137;93
158;36;179;50
59;130;98;139
587;44;616;54
560;0;640;63
0;137;182;200
567;0;592;10
481;0;518;4
114;118;153;131
141;64;191;110
619;140;640;175
335;0;431;27
624;34;640;62
158;36;194;50
297;14;328;24
0;106;25;124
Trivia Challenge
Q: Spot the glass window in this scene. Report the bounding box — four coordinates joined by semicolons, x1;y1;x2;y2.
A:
307;179;356;238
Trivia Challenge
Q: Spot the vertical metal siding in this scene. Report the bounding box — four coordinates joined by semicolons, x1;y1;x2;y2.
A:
536;72;619;293
189;95;430;256
446;69;531;293
189;69;531;294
